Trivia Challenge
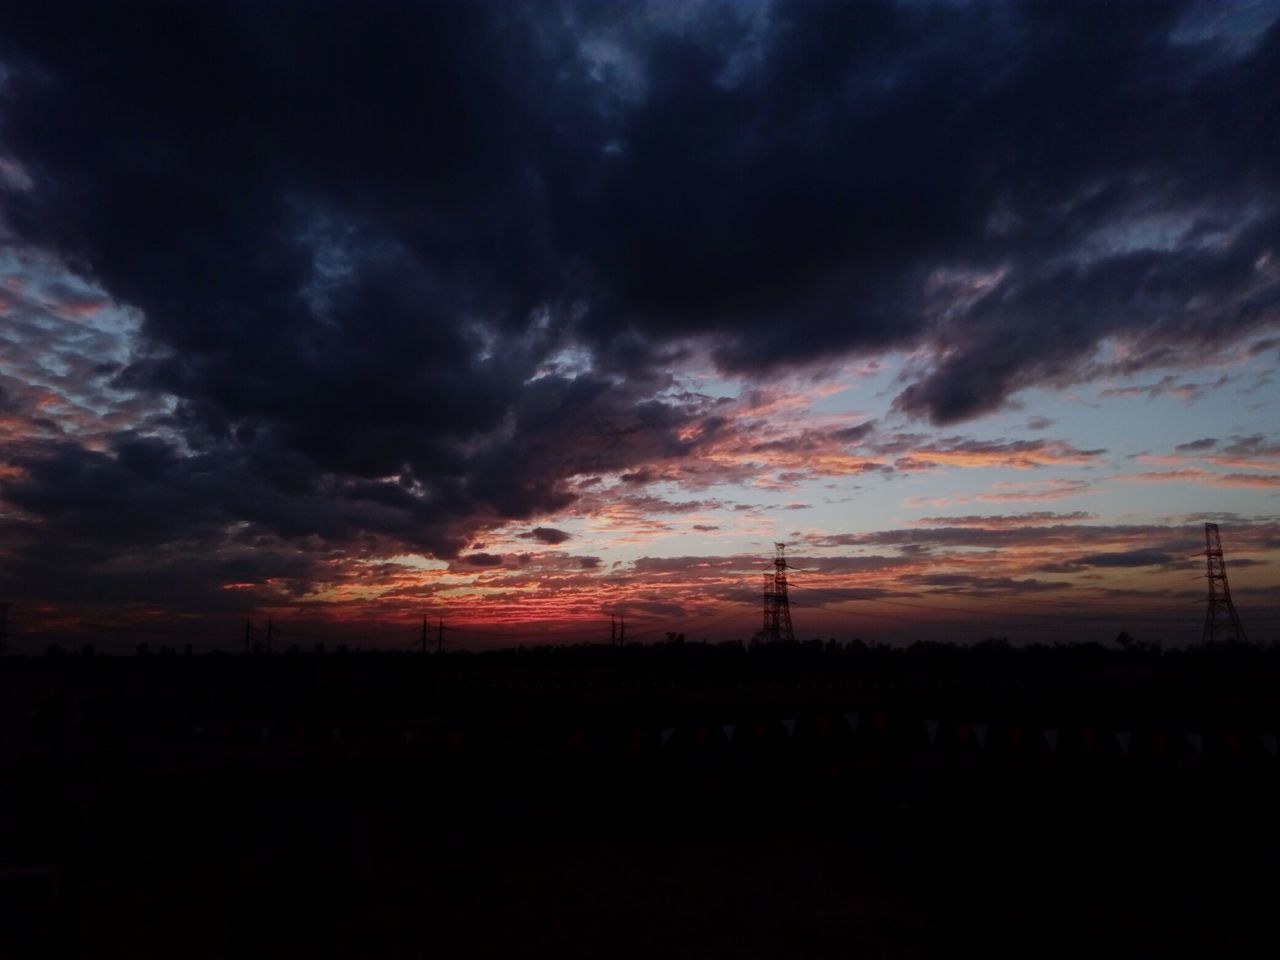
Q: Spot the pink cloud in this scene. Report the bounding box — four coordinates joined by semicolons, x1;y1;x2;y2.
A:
904;479;1095;507
1122;468;1280;489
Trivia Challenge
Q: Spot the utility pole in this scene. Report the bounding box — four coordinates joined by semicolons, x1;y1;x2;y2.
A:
761;542;796;644
243;618;254;655
611;616;616;646
265;617;274;654
619;615;626;645
1203;522;1248;644
421;616;428;655
437;618;444;654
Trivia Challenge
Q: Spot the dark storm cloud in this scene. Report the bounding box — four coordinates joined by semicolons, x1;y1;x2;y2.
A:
585;495;727;515
1;0;1279;601
811;522;1215;552
901;573;1062;594
1074;549;1177;568
1219;434;1280;460
1249;335;1280;356
519;526;572;545
0;362;702;558
1176;437;1220;452
807;518;1280;570
574;0;1280;422
1100;373;1233;403
455;553;505;569
748;422;876;456
630;555;745;575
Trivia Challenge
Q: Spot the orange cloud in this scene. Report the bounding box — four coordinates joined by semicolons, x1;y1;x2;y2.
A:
898;438;1106;470
905;479;1095;507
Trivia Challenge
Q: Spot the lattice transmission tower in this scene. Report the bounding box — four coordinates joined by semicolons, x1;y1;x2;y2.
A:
761;542;796;644
1202;522;1248;644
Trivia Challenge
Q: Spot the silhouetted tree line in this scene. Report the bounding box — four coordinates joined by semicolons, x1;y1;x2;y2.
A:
19;632;1279;670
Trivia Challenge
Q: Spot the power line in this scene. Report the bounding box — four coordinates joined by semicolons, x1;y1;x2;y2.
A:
761;542;796;644
1203;522;1249;643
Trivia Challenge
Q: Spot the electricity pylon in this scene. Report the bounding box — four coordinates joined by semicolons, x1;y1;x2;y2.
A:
761;542;796;644
1202;522;1248;644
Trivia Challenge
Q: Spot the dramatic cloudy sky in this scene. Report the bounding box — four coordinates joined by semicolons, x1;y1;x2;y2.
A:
2;0;1279;650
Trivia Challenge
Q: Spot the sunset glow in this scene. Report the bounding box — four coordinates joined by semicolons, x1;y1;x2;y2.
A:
2;1;1279;651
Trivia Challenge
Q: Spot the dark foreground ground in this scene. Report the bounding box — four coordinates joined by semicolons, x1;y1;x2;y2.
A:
2;641;1278;958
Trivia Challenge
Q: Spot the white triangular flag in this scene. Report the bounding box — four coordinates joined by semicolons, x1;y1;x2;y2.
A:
783;718;797;738
722;723;736;742
925;720;940;744
1043;728;1059;752
974;724;989;748
1114;731;1131;754
845;711;860;733
661;727;675;747
1187;732;1203;755
1261;734;1278;757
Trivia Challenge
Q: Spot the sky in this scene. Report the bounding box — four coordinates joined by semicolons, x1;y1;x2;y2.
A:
1;0;1279;652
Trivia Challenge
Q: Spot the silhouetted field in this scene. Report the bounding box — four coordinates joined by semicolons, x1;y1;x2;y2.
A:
3;640;1278;957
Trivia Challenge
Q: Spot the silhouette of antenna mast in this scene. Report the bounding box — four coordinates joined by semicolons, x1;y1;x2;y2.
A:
1202;522;1248;644
762;542;796;644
